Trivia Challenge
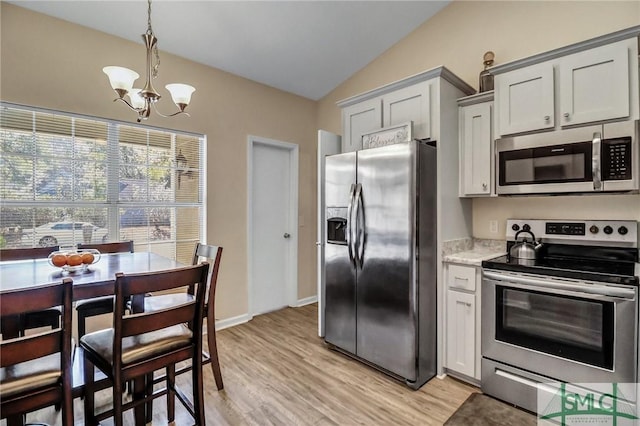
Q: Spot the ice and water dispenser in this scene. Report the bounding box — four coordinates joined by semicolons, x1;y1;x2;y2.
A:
326;207;348;245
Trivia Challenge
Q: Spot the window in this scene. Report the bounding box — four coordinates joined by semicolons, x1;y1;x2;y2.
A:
0;103;205;264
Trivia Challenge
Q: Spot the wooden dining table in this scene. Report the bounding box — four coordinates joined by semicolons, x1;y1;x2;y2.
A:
0;251;185;300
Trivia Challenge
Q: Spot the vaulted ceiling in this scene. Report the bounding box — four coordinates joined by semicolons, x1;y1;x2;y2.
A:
10;1;450;100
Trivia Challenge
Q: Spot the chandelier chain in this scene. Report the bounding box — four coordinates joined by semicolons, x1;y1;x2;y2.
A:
146;0;153;35
146;0;160;79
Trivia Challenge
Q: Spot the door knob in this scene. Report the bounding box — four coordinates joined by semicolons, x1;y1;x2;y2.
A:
284;233;291;239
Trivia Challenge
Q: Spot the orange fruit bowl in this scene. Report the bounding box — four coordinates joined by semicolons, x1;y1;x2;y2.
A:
48;249;101;273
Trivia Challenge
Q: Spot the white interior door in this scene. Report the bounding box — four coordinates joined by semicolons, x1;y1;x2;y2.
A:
249;137;298;316
317;130;341;337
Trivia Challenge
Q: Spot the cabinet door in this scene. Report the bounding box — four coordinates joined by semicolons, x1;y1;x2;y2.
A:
383;81;431;140
496;62;554;136
460;102;492;196
446;290;475;378
559;40;630;126
342;98;382;152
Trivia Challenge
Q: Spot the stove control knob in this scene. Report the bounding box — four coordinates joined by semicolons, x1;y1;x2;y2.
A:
603;225;613;235
522;224;531;232
618;226;628;235
589;225;599;234
511;224;520;231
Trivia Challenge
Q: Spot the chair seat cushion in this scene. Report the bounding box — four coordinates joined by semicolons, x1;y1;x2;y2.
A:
144;293;195;312
80;325;192;365
0;339;75;398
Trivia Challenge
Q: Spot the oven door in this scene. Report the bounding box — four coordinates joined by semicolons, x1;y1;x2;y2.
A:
482;270;637;385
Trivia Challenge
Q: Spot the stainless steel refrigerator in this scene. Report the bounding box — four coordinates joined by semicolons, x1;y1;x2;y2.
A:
324;140;437;389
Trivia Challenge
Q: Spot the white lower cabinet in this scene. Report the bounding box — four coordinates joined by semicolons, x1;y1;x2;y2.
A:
444;262;481;382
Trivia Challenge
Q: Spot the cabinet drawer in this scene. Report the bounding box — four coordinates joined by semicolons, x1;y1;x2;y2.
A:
447;264;476;291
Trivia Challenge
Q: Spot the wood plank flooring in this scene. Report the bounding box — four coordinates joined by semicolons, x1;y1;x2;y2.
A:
15;304;478;425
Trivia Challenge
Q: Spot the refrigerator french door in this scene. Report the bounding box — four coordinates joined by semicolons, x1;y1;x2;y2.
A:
324;140;437;389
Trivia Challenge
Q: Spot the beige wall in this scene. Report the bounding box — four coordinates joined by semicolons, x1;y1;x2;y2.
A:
0;3;319;320
318;0;640;238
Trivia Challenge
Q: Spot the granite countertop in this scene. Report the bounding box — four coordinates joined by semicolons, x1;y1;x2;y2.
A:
443;238;506;266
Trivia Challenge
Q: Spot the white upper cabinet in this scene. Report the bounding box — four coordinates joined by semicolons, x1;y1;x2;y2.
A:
559;40;630;126
338;67;475;153
496;62;555;136
341;98;382;152
493;29;639;138
459;96;493;197
383;81;431;140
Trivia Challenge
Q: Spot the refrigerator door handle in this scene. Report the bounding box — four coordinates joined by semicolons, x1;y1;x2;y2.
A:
354;183;365;269
346;183;357;267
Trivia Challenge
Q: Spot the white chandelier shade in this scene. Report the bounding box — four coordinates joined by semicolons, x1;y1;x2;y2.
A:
103;66;140;94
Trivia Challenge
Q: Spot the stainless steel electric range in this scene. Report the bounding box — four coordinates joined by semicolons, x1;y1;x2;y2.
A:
481;219;640;413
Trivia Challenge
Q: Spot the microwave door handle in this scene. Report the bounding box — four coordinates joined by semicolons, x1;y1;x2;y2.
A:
592;132;602;191
346;183;356;268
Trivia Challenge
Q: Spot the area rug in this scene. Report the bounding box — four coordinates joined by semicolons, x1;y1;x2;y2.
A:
444;392;537;426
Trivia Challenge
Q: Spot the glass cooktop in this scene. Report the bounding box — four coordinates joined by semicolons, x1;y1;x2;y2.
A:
482;254;639;286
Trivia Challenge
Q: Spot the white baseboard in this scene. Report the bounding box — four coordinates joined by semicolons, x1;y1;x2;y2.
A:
295;296;318;307
203;313;252;335
203;300;316;335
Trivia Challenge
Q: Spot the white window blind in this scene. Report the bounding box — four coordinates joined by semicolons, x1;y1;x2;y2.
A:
0;103;205;264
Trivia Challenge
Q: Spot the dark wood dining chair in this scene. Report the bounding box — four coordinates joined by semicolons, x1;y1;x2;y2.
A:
75;240;134;338
144;243;224;390
0;278;74;426
80;263;210;426
0;246;61;338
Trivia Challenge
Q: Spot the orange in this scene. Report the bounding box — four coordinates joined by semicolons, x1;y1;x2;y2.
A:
67;253;83;267
51;253;68;267
81;252;95;264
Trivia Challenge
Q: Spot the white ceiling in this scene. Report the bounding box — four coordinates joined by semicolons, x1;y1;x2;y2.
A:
10;1;450;100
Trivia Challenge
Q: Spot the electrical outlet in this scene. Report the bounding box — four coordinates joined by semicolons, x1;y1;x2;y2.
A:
489;220;498;234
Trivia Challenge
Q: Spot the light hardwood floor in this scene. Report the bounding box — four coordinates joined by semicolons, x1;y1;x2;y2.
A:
18;304;478;425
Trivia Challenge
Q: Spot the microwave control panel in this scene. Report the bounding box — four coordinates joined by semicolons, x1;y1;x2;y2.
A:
602;137;631;181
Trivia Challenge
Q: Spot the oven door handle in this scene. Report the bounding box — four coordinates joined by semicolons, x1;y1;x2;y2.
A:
483;271;636;300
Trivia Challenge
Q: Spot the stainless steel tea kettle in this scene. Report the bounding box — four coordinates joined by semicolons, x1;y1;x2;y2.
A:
510;230;543;260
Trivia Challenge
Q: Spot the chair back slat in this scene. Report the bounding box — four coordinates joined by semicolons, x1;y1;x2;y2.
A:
77;240;133;254
122;304;196;337
0;281;67;317
192;243;220;264
112;263;209;370
1;331;62;367
118;264;209;298
0;246;60;261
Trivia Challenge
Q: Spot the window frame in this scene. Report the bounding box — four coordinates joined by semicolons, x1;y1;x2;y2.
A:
0;102;206;262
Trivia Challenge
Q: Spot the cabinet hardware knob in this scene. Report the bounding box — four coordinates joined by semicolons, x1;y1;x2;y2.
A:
284;233;291;239
465;302;472;307
564;112;570;119
482;183;487;190
544;115;550;122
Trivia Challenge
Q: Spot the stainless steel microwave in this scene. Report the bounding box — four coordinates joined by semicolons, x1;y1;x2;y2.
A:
496;120;638;195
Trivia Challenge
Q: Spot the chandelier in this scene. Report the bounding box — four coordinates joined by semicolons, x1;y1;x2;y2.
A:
102;0;195;122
